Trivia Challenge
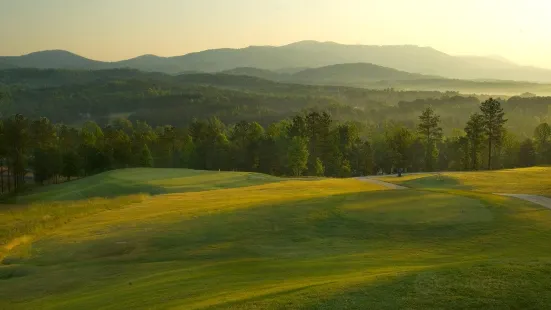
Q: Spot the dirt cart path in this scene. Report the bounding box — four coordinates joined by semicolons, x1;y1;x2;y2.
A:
497;193;551;210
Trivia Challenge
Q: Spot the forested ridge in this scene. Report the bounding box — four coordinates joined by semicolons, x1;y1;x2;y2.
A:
0;93;549;194
2;68;551;137
1;68;551;194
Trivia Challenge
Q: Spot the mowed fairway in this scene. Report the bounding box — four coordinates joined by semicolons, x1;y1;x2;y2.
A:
3;169;551;309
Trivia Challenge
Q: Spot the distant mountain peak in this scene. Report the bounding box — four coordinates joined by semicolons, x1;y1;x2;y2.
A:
24;49;82;57
133;54;164;59
2;41;551;82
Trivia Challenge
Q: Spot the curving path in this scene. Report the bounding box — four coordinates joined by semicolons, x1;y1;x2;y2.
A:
359;174;551;211
496;193;551;210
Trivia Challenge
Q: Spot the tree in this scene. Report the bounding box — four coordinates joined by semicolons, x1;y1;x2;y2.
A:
314;157;325;176
480;98;507;170
465;113;485;170
33;147;61;185
351;140;374;176
62;150;81;181
287;136;309;176
138;144;153;167
339;159;352;178
518;139;536;167
305;112;332;173
81;121;104;146
533;123;551;164
4;114;31;191
417;107;442;171
0;120;5;193
229;121;264;171
30;117;60;184
155;125;178;168
498;130;520;169
385;126;414;172
30;117;57;149
104;126;132;168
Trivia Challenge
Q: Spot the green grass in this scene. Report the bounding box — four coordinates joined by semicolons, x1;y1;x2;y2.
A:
2;168;551;309
16;168;282;203
377;167;551;196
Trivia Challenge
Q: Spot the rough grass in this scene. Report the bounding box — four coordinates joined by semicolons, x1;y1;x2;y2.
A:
2;168;551;309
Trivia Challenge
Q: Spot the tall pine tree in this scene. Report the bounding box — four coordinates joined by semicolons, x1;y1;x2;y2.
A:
417;107;442;171
480;98;507;170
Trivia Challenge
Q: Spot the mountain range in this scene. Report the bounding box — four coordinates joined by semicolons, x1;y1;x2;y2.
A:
2;41;551;83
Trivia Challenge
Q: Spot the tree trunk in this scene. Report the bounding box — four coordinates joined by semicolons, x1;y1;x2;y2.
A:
0;159;3;194
488;138;493;170
7;162;10;193
471;144;477;171
13;168;17;192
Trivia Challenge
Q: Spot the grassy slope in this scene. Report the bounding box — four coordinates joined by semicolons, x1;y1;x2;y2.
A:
2;168;551;309
376;167;551;196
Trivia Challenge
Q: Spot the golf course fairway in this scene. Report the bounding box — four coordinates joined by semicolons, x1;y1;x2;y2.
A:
2;168;551;309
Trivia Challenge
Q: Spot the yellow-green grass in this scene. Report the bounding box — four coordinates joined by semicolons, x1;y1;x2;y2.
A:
2;168;551;309
377;167;551;196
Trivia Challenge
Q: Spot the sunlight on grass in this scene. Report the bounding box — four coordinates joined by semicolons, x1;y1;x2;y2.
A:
3;168;551;309
377;167;551;196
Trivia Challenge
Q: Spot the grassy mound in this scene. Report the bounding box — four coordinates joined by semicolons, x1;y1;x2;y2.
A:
2;168;551;309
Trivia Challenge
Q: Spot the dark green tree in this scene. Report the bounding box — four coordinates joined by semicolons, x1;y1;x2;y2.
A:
417;107;442;171
305;112;332;173
4;114;31;191
518;139;536;167
229;121;264;171
356;141;374;176
385;126;414;172
287;136;309;176
33;147;62;185
138;144;153;167
62;150;81;181
480;98;507;170
465;113;485;170
533;123;551;164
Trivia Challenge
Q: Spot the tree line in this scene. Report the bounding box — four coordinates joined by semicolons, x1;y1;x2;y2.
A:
0;98;549;194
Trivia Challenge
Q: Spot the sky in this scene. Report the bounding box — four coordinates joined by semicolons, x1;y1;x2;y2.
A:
1;0;551;68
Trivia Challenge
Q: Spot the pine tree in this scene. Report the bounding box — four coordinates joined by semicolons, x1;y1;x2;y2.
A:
417;107;442;171
465;113;485;170
138;144;153;167
480;98;507;170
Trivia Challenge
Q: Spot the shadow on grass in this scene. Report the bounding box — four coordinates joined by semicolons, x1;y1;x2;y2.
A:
7;189;551;309
27;190;506;267
400;175;473;191
302;260;551;310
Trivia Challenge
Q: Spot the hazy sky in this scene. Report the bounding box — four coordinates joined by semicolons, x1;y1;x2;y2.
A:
2;0;551;68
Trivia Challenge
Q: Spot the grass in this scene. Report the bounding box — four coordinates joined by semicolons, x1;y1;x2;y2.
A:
377;167;551;196
2;168;551;309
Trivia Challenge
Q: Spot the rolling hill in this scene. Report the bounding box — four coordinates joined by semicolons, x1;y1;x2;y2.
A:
290;63;436;84
3;168;551;308
0;50;109;70
220;67;289;81
3;41;551;82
